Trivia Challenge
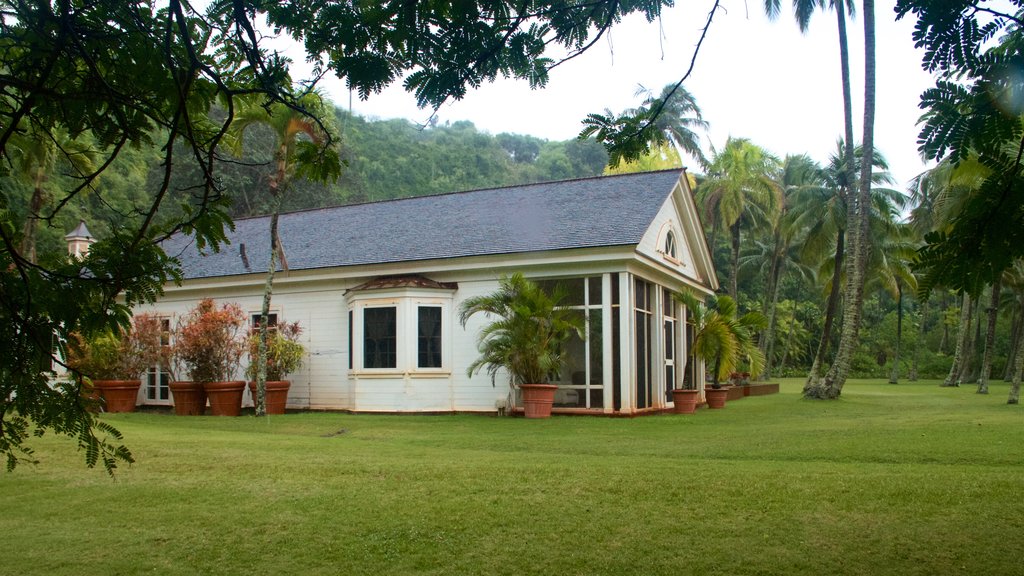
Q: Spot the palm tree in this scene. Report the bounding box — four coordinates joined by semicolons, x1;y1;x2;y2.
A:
757;152;819;377
811;0;878;399
635;83;710;168
789;141;896;389
674;290;767;386
697;137;782;300
458;273;585;408
10;126;95;263
228;91;340;415
765;0;876;398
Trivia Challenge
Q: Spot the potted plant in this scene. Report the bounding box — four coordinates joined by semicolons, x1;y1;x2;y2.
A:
673;290;766;411
459;273;584;419
172;299;247;416
66;314;165;413
246;321;304;415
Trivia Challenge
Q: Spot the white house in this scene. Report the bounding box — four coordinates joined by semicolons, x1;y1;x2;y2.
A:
136;169;718;414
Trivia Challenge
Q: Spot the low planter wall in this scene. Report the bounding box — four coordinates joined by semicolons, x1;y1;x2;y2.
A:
725;385;745;401
746;382;780;396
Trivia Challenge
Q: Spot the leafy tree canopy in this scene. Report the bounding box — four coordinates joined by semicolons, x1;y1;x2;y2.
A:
895;1;1024;297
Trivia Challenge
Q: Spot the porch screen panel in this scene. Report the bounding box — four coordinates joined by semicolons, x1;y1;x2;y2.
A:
634;279;652;409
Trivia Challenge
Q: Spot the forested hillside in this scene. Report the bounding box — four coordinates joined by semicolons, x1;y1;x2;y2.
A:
4;107;608;259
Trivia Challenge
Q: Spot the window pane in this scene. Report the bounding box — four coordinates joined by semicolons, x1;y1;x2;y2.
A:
588;277;602;305
418;306;443;368
364;307;397;368
537;278;585;306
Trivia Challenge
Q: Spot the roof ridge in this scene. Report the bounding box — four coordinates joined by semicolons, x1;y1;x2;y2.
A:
231;169;685;223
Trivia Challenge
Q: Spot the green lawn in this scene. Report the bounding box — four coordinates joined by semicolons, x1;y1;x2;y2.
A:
3;379;1023;575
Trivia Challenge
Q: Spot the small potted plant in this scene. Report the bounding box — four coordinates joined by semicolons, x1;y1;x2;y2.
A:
172;299;247;416
66;314;165;413
459;273;583;418
246;321;304;415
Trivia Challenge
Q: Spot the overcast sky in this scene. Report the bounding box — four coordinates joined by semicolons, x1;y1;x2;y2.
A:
288;0;936;190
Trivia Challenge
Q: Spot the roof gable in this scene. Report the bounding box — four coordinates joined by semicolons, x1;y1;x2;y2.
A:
164;170;686;280
635;173;718;291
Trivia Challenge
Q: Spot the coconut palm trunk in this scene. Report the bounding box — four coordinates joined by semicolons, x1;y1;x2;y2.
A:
1008;321;1024;404
808;0;875;399
804;230;843;391
942;293;973;387
977;278;1001;394
1004;308;1022;381
20;167;47;264
910;298;927;381
888;280;903;384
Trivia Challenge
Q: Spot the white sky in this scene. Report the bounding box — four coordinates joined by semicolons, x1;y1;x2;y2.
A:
289;0;936;189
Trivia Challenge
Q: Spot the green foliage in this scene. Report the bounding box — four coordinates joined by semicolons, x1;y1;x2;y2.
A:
245;322;305;381
582;83;709;168
64;314;165;382
459;273;584;388
674;290;768;384
895;1;1024;296
172;299;247;384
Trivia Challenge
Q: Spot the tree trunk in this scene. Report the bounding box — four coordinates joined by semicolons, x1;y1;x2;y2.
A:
977;278;1002;394
888;282;902;384
20;170;47;264
1004;308;1021;381
761;239;785;379
910;298;927;381
804;230;844;392
809;0;875;400
255;150;289;417
942;293;973;387
1008;306;1024;404
962;297;982;382
730;220;741;301
778;316;797;376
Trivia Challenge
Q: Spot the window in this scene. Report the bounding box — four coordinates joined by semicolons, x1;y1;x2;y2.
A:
145;318;172;403
363;307;397;369
345;278;453;373
250;312;278;331
664;231;677;259
418;306;443;368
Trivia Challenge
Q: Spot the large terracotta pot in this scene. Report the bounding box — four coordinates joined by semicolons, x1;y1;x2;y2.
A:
204;381;246;416
170;381;207;416
705;387;729;409
93;379;141;413
247;380;291;415
671;389;700;414
520;384;558;419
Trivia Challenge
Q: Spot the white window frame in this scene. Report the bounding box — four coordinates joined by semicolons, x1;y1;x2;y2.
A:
347;293;452;376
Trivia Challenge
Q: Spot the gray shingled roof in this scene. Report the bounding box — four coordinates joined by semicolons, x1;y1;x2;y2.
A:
163;169;683;280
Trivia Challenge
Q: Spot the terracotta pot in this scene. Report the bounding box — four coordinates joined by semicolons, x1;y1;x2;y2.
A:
247;380;291;415
93;379;141;413
705;387;728;409
520;384;558;419
671;389;700;414
170;381;207;416
204;381;246;416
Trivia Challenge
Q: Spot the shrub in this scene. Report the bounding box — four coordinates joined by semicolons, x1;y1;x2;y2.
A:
66;314;165;380
246;321;305;381
173;299;246;383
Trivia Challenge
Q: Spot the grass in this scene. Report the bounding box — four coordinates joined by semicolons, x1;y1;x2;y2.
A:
3;379;1023;575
